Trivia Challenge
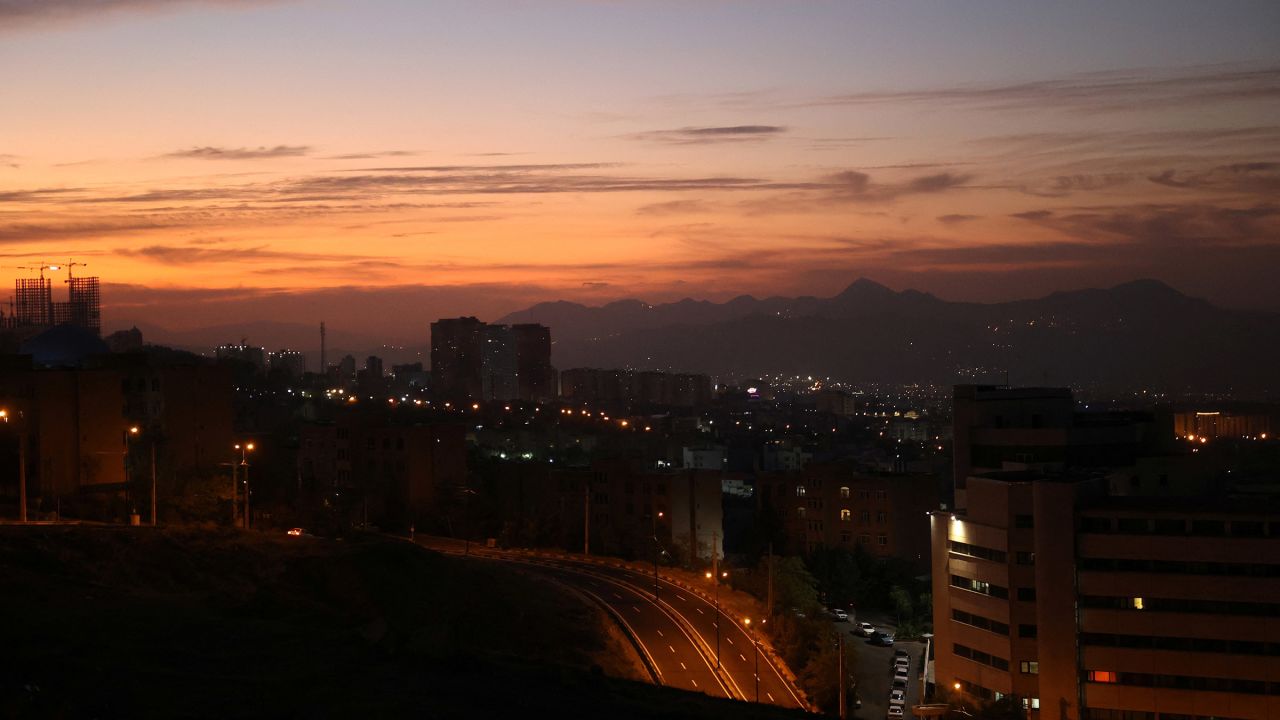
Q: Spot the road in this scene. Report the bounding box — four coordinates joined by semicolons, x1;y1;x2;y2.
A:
846;610;925;720
415;537;807;711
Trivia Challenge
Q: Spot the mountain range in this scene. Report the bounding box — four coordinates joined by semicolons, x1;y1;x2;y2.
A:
498;279;1280;396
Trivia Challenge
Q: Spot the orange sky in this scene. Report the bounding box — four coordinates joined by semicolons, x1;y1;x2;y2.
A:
1;1;1278;339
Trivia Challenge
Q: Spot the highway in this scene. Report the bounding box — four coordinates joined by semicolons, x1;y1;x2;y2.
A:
415;537;807;711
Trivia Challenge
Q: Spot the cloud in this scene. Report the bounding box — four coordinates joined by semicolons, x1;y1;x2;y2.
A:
937;214;979;224
1148;162;1280;195
636;199;715;216
627;125;787;145
0;154;19;169
1011;202;1280;247
322;150;418;160
804;64;1280;113
0;0;286;32
0;187;83;202
114;244;378;266
164;145;311;160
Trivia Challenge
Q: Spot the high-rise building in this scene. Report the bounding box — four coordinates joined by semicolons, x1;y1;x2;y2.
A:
513;323;554;402
930;471;1279;720
269;349;306;378
952;385;1165;511
215;342;267;372
481;324;517;401
430;317;486;402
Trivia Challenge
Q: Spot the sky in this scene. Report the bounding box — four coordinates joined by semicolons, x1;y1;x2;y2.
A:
1;0;1278;341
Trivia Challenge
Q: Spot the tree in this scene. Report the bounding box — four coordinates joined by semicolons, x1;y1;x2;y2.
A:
889;585;914;625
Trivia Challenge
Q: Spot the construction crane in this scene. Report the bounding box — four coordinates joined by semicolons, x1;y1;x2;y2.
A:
61;260;87;283
15;262;61;280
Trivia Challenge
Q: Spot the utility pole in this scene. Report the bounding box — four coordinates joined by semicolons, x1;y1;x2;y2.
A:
712;531;720;667
838;633;847;719
766;541;774;618
230;460;238;527
243;460;251;530
583;478;590;556
17;427;27;523
149;440;157;526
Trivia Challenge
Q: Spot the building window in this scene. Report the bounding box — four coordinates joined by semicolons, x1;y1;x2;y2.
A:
797;507;807;519
1019;624;1037;638
1016;551;1035;565
840;486;850;498
1087;670;1117;684
877;535;888;546
1131;597;1144;610
1015;514;1034;529
796;485;806;497
1017;587;1037;602
860;511;870;523
1020;661;1039;674
876;511;887;523
1022;698;1040;711
841;509;852;522
859;534;870;544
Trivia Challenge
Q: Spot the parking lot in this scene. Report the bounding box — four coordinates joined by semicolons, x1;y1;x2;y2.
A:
842;610;925;720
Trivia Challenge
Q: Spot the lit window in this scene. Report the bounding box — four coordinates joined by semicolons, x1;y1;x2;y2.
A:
797;507;807;519
796;486;807;497
1088;670;1116;684
1020;661;1039;674
1131;597;1144;610
841;509;852;522
840;486;850;498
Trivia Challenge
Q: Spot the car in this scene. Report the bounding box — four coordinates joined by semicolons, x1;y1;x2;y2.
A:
856;622;876;636
894;668;910;684
286;527;306;536
894;660;910;673
889;689;906;705
830;608;849;622
894;648;910;658
887;706;904;718
892;676;908;690
871;633;896;646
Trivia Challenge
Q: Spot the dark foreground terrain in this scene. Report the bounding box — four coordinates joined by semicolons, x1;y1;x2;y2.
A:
0;525;808;719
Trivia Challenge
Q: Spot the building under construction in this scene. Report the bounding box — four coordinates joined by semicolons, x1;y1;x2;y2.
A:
4;263;102;338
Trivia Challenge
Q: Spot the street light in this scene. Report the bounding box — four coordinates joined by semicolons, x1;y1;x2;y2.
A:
125;426;140;523
234;442;255;529
652;510;665;599
743;617;762;702
705;568;729;668
1;409;27;523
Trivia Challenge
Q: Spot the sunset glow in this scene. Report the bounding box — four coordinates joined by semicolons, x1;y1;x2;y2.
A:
2;0;1278;340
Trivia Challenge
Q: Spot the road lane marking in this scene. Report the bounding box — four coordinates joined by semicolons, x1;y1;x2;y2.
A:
726;637;733;645
656;629;664;637
669;645;676;654
680;662;686;670
631;605;640;614
692;679;698;688
740;653;747;662
768;692;775;702
674;594;686;602
612;592;622;599
695;608;704;615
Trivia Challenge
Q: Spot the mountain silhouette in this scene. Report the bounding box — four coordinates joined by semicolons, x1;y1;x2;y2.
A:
499;279;1279;396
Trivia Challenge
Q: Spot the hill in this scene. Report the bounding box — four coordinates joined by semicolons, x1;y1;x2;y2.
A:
500;279;1280;396
0;526;804;719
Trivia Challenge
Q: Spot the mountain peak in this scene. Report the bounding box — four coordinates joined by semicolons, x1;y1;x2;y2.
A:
839;277;894;296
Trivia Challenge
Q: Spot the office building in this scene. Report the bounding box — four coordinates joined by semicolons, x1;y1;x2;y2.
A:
513;323;554;402
930;471;1280;719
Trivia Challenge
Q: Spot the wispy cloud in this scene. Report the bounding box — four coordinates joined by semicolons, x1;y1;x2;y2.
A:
626;125;787;145
938;214;979;224
322;150;418;160
0;153;19;169
636;199;715;216
0;0;287;33
804;64;1280;113
1148;162;1280;195
164;145;311;160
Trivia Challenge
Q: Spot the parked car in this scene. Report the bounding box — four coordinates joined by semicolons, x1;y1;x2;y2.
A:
889;689;906;705
831;608;849;622
856;622;876;636
887;706;905;718
286;527;307;537
894;668;910;684
892;676;908;690
894;648;910;658
871;633;896;646
894;656;910;668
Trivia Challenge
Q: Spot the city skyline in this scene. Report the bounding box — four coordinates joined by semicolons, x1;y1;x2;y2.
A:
2;0;1279;336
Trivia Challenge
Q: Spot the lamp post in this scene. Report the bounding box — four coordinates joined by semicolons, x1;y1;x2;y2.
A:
234;442;255;529
705;568;728;668
125;426;139;521
744;617;762;702
651;510;666;599
1;409;27;523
